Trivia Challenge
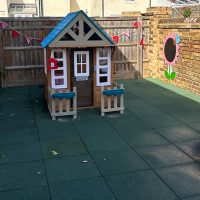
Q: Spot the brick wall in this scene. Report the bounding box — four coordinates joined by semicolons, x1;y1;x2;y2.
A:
146;7;200;95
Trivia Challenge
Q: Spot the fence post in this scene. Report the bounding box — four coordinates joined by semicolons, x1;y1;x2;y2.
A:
120;84;124;114
73;87;77;119
101;86;105;116
137;16;143;78
0;27;5;88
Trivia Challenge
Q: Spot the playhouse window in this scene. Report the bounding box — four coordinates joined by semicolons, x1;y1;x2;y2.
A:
51;49;67;89
54;52;63;58
88;33;102;41
96;48;111;86
54;70;64;76
71;21;79;36
74;51;89;77
84;21;91;35
60;33;75;41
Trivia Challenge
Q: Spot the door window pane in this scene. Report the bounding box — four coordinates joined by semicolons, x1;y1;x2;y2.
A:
82;64;86;73
99;68;108;74
54;52;63;58
99;59;108;66
100;76;108;83
77;54;81;63
57;61;63;67
55;78;64;85
99;49;108;57
82;54;86;63
77;64;81;73
54;70;64;76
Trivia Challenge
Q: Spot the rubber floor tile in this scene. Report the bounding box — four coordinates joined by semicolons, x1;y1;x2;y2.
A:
50;177;116;200
124;91;139;100
74;108;104;122
93;149;149;175
41;136;88;158
156;103;188;114
75;120;116;137
175;140;200;161
0;118;36;132
0;186;50;200
156;125;200;143
105;170;177;200
0;161;47;191
182;196;200;200
170;111;200;124
2;95;30;102
1;86;30;96
30;85;45;98
0;128;38;146
45;155;100;183
126;103;164;117
180;100;200;111
156;163;200;199
37;121;78;141
108;117;149;132
119;129;169;148
82;134;130;154
140;113;182;128
0;142;42;164
189;122;200;133
136;144;193;169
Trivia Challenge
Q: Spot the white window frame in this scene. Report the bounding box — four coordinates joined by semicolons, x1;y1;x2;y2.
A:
51;49;67;89
74;51;89;77
96;48;111;86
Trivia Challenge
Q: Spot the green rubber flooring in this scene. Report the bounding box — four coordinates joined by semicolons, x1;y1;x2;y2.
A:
0;79;200;200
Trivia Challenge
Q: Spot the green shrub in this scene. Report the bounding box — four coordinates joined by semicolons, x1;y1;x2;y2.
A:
183;8;192;18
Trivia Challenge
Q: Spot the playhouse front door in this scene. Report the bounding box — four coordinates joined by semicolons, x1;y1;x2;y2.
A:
71;49;93;107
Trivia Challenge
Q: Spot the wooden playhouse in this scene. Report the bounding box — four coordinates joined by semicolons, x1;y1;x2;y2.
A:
41;10;124;120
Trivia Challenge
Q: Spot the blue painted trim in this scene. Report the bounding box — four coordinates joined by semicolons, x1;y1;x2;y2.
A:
41;11;81;48
52;92;75;99
103;89;125;96
41;10;114;48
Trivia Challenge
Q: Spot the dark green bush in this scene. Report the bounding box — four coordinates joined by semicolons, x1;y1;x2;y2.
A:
183;8;192;18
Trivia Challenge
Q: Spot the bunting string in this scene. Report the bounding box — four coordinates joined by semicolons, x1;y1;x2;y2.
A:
0;19;144;46
0;20;43;45
111;20;145;46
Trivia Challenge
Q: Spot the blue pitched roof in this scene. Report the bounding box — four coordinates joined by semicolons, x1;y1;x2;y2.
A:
41;10;114;48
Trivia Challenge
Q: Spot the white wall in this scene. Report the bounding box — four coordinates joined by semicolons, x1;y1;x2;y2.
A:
151;0;172;7
0;0;8;17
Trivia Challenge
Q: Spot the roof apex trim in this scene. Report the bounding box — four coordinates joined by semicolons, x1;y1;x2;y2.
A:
41;10;115;48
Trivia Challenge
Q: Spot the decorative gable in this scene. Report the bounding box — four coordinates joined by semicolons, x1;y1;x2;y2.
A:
41;10;114;48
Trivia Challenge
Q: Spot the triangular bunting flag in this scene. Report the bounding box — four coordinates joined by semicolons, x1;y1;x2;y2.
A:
139;38;144;46
111;35;119;44
133;21;138;28
26;36;32;45
12;30;20;38
39;38;44;43
123;29;130;38
0;22;8;29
